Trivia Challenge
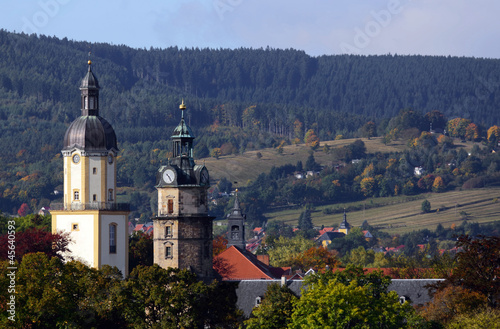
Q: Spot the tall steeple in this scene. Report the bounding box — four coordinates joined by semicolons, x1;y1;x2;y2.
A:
227;190;246;250
80;60;100;116
339;209;350;235
51;60;129;277
153;101;213;280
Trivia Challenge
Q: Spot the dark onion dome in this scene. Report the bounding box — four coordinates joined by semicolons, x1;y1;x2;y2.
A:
63;115;117;152
63;61;117;152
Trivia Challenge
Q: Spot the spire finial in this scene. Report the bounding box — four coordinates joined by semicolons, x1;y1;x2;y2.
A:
179;99;186;119
88;52;92;69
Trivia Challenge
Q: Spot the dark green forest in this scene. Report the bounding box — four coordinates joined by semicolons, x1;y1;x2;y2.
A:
1;29;500;217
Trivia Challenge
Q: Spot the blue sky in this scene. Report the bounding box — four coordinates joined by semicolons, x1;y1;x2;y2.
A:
1;0;499;58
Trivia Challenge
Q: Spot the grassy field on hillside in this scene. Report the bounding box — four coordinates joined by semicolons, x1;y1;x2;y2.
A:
265;188;500;235
203;137;475;187
202;137;407;185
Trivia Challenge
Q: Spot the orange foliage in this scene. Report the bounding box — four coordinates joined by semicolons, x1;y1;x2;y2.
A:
465;123;479;141
487;125;500;141
290;246;339;271
432;176;445;192
420;286;488;324
213;235;228;256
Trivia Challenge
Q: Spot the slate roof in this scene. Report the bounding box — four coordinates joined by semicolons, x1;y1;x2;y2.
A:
233;278;443;317
232;279;303;317
316;231;345;243
63;115;118;152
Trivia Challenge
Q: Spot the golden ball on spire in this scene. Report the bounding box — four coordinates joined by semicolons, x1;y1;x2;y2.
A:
88;60;92;65
179;99;186;110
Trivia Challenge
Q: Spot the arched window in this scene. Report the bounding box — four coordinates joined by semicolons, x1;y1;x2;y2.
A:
73;190;80;201
108;189;114;201
109;223;117;254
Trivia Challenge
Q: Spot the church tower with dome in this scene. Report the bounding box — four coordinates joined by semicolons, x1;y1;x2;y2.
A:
51;61;130;277
153;101;214;280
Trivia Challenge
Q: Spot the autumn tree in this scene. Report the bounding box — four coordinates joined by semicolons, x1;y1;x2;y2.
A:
293;119;303;144
487;125;500;143
290;246;340;271
420;285;488;325
447;118;471;140
211;147;222;159
432;176;445;192
464;123;480;141
0;228;70;262
213;234;228;256
360;177;377;196
432;235;500;308
245;283;298;329
304;129;319;149
446;308;500;329
17;203;30;217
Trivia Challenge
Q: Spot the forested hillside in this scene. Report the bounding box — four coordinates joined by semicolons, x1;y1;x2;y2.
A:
1;29;500;216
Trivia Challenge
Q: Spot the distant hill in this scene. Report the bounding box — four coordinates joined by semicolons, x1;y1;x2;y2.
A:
1;29;500;215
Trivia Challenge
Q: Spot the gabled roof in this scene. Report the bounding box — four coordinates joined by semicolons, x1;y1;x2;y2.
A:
214;246;286;280
363;230;373;238
317;231;345;242
318;227;335;236
133;224;145;232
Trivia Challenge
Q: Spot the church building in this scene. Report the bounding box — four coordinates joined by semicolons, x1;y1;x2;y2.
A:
153;101;214;280
51;61;130;277
226;191;246;250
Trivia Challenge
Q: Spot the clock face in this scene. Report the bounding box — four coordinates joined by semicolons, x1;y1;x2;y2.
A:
163;169;175;184
72;154;80;164
200;168;209;185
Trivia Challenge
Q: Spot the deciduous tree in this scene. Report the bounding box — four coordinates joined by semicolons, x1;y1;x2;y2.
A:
245;283;298;329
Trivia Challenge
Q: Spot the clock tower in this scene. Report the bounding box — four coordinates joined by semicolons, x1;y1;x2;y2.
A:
51;61;130;277
153;101;213;280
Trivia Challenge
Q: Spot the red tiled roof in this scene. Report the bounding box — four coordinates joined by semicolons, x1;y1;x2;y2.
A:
133;224;145;231
318;227;335;236
214;246;285;280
